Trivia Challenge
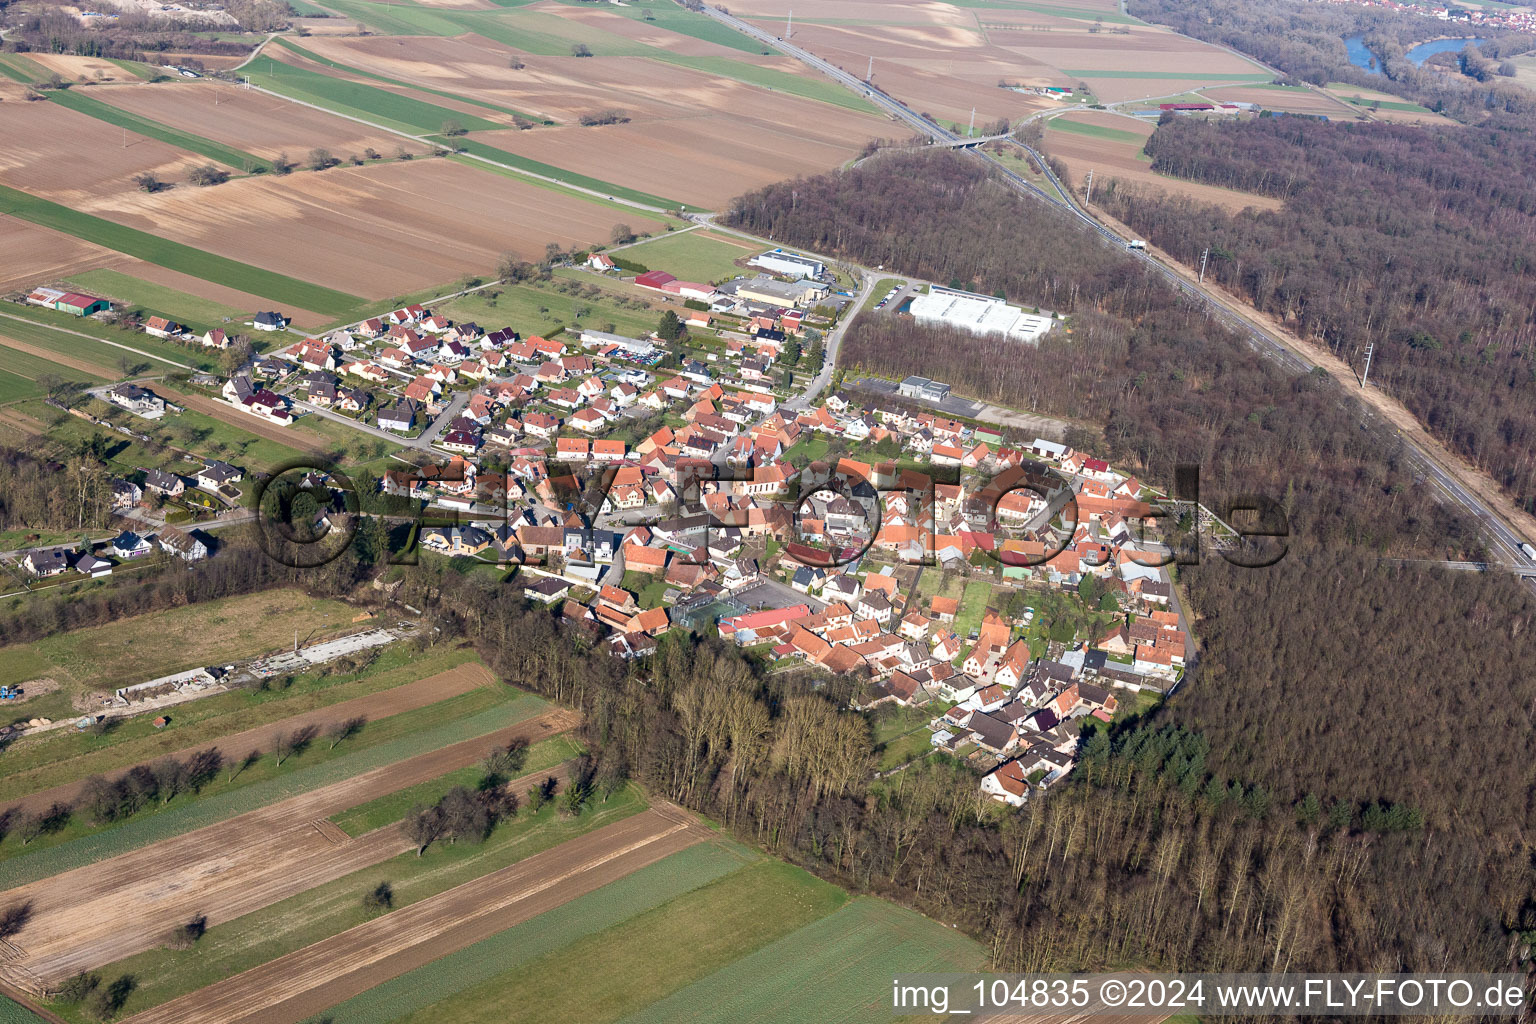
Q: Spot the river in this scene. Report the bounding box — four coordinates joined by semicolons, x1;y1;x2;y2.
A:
1343;33;1490;75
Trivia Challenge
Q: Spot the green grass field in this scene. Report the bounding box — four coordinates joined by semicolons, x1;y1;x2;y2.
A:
617;230;756;282
320;841;760;1024
0;343;106;387
330;732;583;836
621;897;985;1024
660;54;881;113
584;0;770;54
107;58;160;81
0;693;550;890
83;786;648;1023
0;304;207;372
435;275;664;339
951;579;995;640
273;38;543;123
0;367;43;403
0;184;365;317
0;642;475;804
242;55;504;136
397;859;848;1024
66;268;252;331
439;136;694;211
1045;117;1148;145
45;88;265;170
0;997;49;1024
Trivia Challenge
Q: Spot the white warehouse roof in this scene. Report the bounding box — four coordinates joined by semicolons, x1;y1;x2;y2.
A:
908;286;1056;343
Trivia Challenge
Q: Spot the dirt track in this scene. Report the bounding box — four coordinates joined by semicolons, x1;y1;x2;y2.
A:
122;805;707;1024
3;663;498;816
0;705;579;993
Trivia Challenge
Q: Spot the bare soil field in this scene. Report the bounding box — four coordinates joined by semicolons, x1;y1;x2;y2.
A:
1045;113;1282;213
122;806;707;1024
1202;85;1356;116
473;102;887;208
87;80;429;163
22;55;134;82
108;261;332;330
72;159;664;299
547;0;760;57
2;663;497;816
746;21;1057;124
0;705;580;992
0;102;208;208
730;0;976;24
0;221;131;294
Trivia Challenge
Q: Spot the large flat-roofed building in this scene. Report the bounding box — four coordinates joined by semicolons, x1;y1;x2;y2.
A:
733;275;828;309
579;329;656;358
899;376;951;402
908;285;1056;343
749;249;825;281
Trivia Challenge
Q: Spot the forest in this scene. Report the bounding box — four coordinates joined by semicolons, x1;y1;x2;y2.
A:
3;149;1536;984
1098;116;1536;515
1127;0;1536;121
719;149;1536;974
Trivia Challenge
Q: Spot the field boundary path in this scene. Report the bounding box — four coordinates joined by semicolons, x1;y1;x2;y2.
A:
121;805;708;1024
0;705;579;993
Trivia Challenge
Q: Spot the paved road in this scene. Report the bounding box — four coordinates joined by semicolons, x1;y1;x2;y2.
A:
702;3;1536;578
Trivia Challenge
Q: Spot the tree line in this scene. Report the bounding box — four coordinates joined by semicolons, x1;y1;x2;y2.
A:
1102;116;1536;514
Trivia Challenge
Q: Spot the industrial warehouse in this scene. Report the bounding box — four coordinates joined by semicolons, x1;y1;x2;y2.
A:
908;285;1059;342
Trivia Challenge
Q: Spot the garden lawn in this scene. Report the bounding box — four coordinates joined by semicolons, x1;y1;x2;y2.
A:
395;859;848;1024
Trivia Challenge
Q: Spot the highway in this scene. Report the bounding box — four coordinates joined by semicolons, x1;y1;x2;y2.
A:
700;4;1536;573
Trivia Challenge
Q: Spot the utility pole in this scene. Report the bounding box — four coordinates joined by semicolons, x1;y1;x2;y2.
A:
1361;342;1374;389
866;56;873;81
785;10;791;38
1198;247;1209;284
968;107;976;137
1084;168;1094;205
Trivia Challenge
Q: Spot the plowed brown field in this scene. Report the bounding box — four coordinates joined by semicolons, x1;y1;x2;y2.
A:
0;102;207;207
86;80;427;164
0;220;132;293
71;159;664;298
0;704;579;992
121;806;706;1024
2;663;496;815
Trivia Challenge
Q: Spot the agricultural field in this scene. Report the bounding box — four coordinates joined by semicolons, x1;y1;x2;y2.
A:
0;588;356;724
54;158;664;306
0;220;133;295
1202;83;1359;117
283;32;892;209
0;700;570;994
62;268;251;335
85;78;430;164
434;272;667;340
616;230;759;283
1042;110;1283;213
0;645;478;801
1321;81;1451;122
